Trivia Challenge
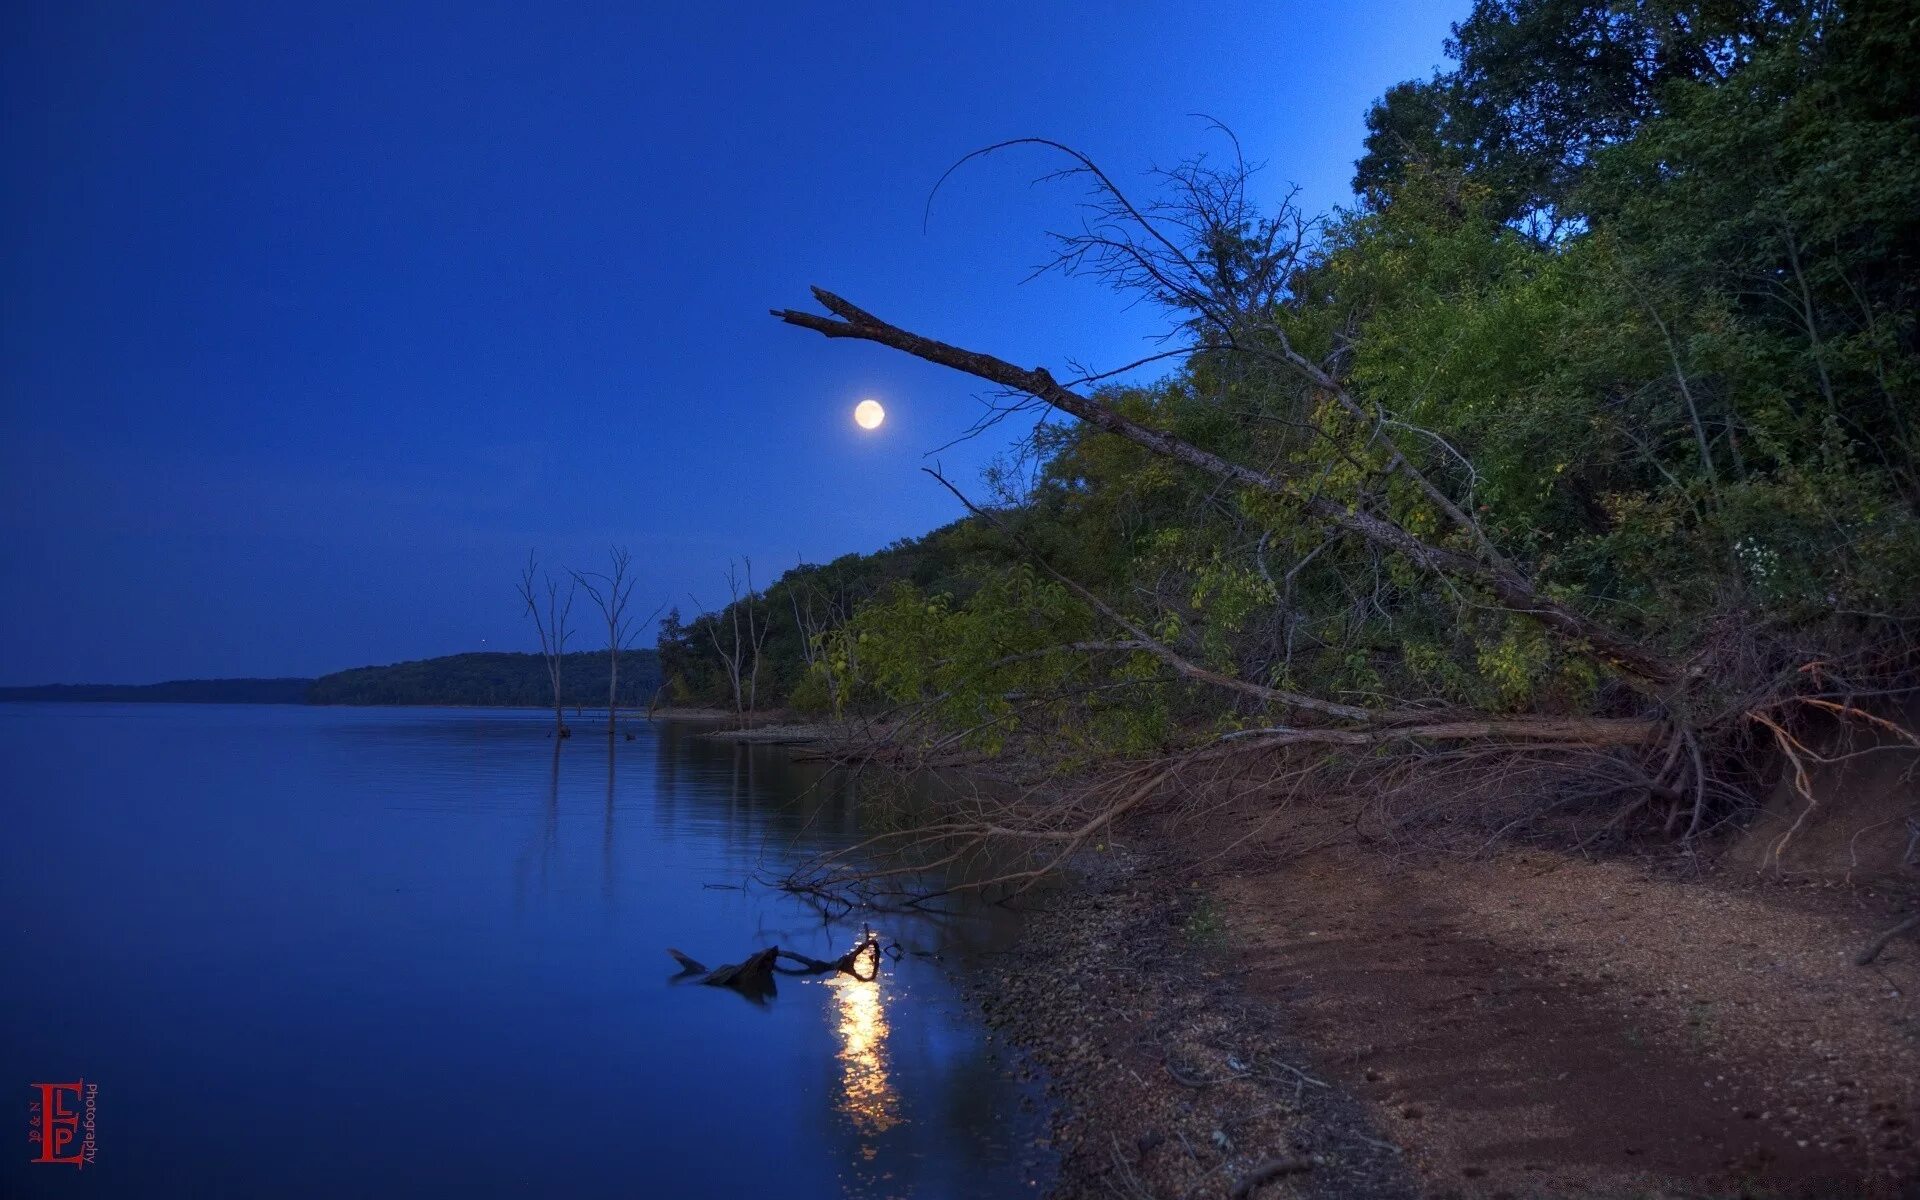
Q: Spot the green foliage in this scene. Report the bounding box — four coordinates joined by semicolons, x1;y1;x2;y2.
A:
655;519;1024;712
667;0;1917;753
1182;894;1229;952
1358;0;1814;230
824;567;1172;754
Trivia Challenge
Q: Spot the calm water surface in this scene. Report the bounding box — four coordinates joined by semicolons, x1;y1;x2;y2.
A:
0;704;1051;1198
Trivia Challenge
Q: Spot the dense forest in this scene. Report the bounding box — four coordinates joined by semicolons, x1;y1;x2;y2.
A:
655;528;1011;713
308;651;662;708
664;0;1916;844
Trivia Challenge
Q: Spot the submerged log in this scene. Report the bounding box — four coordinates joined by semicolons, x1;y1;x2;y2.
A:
666;947;707;976
701;946;779;992
667;945;779;988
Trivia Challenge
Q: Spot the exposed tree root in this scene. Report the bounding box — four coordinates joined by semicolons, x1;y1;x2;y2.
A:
1856;913;1920;967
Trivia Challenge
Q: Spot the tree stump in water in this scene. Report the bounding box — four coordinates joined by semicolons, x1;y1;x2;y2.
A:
700;946;779;990
668;946;781;1001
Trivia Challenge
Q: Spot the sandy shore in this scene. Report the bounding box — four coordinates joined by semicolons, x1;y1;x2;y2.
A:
976;822;1919;1198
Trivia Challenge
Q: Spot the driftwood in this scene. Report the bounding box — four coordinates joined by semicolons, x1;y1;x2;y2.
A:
668;945;781;1001
775;936;883;982
702;946;779;989
667;931;883;1001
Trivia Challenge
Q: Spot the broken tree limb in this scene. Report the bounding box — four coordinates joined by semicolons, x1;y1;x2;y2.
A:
776;935;882;981
667;947;706;976
1209;716;1660;752
772;288;1679;686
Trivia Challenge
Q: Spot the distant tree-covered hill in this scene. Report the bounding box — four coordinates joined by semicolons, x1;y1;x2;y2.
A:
0;678;315;704
307;651;661;708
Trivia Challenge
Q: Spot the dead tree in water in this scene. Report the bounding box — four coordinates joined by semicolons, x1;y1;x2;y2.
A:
517;552;576;739
572;546;665;736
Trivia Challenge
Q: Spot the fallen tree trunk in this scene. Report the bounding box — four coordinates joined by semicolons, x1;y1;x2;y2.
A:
1210;716;1660;752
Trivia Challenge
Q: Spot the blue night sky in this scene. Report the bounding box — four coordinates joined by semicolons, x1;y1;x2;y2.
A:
0;1;1466;685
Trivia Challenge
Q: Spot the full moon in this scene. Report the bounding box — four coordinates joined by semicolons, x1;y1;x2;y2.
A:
853;399;886;430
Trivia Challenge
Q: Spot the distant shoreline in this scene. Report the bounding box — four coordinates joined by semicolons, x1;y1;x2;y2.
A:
0;691;754;721
2;648;664;709
0;679;315;705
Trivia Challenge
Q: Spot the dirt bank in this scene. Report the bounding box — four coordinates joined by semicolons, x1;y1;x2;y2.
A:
978;818;1919;1198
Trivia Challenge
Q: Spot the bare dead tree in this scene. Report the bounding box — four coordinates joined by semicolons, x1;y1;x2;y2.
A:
740;558;772;714
698;587;745;717
699;558;773;717
573;547;667;736
517;552;576;739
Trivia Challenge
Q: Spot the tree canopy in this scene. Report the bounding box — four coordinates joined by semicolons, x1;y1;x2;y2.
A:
673;0;1916;837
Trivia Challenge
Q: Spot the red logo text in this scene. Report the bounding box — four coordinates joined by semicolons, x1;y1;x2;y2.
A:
28;1081;97;1167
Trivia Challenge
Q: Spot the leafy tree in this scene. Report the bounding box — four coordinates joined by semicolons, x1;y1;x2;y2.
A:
694;0;1917;844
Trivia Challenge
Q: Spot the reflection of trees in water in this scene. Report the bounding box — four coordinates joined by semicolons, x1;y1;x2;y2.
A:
506;733;625;920
639;728;1039;963
645;727;1019;877
543;743;559;889
602;736;616;910
646;722;872;861
511;742;564;913
508;723;1037;959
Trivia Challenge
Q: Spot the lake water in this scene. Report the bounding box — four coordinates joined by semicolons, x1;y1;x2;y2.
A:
0;703;1052;1198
